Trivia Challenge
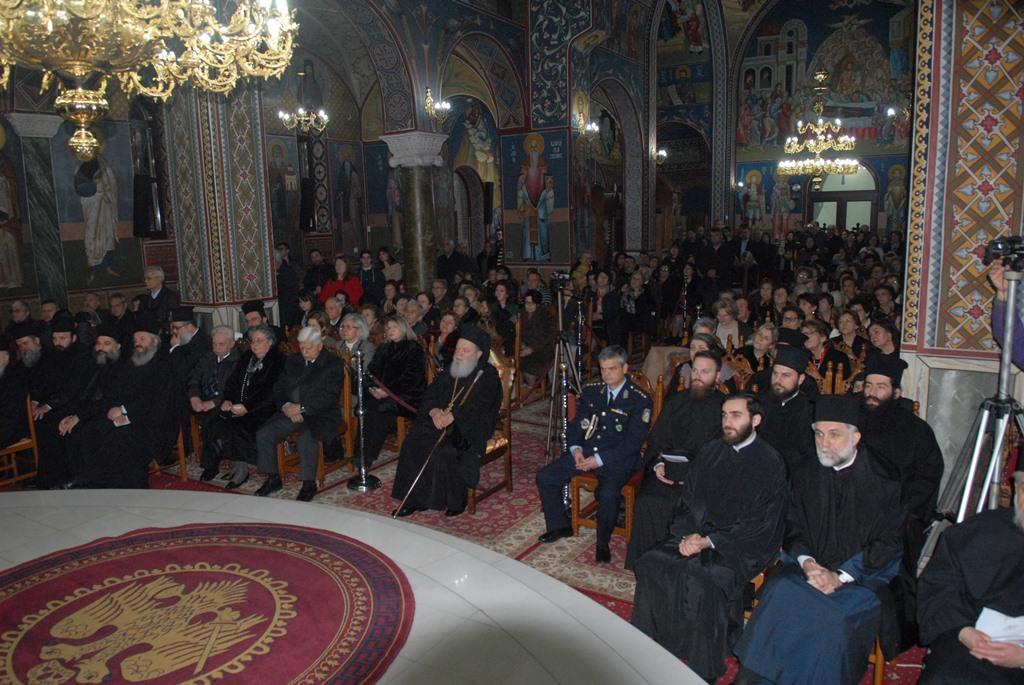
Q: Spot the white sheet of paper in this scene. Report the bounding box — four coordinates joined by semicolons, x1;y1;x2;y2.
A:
660;453;690;463
976;607;1024;645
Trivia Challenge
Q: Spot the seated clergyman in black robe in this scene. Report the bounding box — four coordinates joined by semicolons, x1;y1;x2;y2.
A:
0;334;28;447
916;470;1024;684
632;393;786;683
858;354;944;649
734;396;904;685
756;345;816;476
625;350;725;571
62;322;174;489
391;325;503;517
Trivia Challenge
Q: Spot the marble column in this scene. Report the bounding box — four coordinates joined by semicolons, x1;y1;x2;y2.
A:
5;114;67;306
379;132;449;293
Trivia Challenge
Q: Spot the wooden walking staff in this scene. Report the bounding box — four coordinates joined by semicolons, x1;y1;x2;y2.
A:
392;369;484;518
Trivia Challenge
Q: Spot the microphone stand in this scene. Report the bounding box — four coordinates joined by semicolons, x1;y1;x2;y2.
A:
348;349;381;492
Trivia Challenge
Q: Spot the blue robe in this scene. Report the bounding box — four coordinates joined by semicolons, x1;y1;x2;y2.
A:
734;449;904;684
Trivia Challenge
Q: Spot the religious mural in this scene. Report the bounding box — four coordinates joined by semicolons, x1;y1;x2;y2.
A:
656;0;714;144
0;119;30;294
736;2;915;161
598;0;649;61
265;135;302;250
52;122;143;290
445;96;501;213
501;131;569;263
328;141;365;253
362;142;399;248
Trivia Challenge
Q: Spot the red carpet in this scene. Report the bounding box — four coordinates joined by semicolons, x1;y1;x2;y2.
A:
0;524;414;684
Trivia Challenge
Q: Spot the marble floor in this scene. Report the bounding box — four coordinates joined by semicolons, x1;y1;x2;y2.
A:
0;490;703;685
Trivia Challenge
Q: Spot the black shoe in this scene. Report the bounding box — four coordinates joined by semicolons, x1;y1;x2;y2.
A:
254;475;282;497
391;506;423;518
200;467;218;482
296;481;317;502
225;473;249;490
538;527;573;544
595;545;611;564
445;508;464;517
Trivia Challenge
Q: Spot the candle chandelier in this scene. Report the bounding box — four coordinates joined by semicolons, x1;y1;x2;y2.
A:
278;107;329;134
0;0;298;161
776;69;860;189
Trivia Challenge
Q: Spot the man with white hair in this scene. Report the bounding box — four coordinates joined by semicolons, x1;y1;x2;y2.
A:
138;265;179;336
391;325;502;517
254;325;344;502
735;396;904;685
60;320;174;488
917;471;1024;683
187;325;239;468
339;313;375;366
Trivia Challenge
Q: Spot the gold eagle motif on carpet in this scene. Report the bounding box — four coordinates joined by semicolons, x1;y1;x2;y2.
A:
27;575;266;684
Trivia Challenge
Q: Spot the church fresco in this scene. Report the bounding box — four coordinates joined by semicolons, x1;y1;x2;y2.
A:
264;135;302;251
444;95;501;220
657;1;714;147
735;1;915;162
51;121;144;291
328;141;366;254
501;131;569;263
0;119;32;295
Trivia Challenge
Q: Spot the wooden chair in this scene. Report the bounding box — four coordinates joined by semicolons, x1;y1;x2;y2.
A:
0;396;38;486
466;363;514;514
568;370;660;542
275;385;352;490
626;330;648;359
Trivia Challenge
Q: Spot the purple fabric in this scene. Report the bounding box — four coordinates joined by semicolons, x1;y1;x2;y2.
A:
990;300;1024;370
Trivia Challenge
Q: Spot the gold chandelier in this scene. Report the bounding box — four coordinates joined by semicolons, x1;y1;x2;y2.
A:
776;69;860;188
278;106;328;134
0;0;298;161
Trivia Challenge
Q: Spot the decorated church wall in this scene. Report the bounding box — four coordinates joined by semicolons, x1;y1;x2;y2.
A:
733;0;915;234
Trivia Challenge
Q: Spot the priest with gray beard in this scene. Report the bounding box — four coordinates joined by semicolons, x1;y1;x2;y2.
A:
59;321;174;489
0;333;28;448
391;325;503;517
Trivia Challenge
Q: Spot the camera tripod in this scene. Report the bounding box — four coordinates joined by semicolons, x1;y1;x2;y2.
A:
543;288;584;462
924;268;1024;558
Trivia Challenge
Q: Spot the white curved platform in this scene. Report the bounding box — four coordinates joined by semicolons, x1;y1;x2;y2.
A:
0;490;703;685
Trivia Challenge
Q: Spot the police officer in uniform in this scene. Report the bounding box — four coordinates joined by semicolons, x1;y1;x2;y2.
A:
535;345;652;563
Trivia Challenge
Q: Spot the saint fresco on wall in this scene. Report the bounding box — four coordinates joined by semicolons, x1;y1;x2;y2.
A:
330;141;365;253
446;96;501;214
0;120;27;292
52;122;142;290
501;131;569;263
265;135;302;249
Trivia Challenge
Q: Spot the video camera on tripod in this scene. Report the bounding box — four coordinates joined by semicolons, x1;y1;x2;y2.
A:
982;236;1024;271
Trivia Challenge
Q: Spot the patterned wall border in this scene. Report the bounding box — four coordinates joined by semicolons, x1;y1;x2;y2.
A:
703;0;729;222
903;0;940;348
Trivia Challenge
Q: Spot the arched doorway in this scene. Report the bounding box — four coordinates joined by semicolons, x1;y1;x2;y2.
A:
654;122;711;249
804;165;878;231
453;165;486;259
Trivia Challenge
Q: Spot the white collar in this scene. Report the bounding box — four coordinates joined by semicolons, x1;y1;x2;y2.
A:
732;430;757;452
833;452;858;472
607;379;627;399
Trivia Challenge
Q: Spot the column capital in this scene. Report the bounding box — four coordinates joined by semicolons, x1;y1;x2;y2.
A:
4;113;64;138
379;131;449;168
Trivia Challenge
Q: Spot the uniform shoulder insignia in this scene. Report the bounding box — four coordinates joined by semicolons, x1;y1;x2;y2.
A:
629;382;650;399
584;380;604;388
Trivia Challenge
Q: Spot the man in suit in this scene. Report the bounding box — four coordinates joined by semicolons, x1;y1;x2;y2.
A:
535;345;653;563
241;300;285;344
188;325;239;438
138;265;179;337
254;325;344;502
106;292;136;347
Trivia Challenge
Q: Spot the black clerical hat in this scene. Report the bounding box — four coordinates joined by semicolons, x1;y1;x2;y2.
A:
815;396;861;428
241;300;265;315
863;354;908;387
132;319;162;336
169;306;195;323
9;321;40;340
458;325;490;355
51;316;77;334
774;345;810;373
777;328;808;348
96;321;120;341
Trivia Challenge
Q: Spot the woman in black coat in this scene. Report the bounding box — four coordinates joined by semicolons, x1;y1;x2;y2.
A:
200;325;284;487
361;316;427;467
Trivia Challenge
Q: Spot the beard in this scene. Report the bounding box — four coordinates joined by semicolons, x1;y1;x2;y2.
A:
179;329;194;346
690;380;710;400
816;441;857;468
860;394;892;414
449;357;478;379
95;347;121;365
723;420;754;446
21;347;42;368
131;345;158;367
770;383;798;402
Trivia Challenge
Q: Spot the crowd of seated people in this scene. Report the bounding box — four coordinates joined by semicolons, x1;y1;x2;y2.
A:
4;223;1021;684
